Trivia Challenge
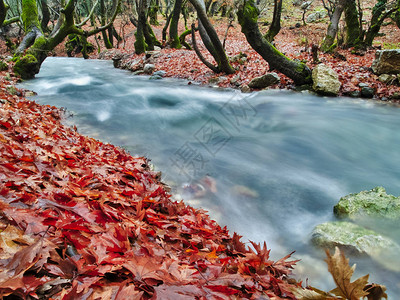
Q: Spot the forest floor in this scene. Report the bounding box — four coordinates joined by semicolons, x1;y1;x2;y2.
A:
0;61;306;298
89;17;400;100
1;13;400;100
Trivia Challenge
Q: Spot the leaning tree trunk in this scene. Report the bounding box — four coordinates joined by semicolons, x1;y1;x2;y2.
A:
15;0;44;57
237;0;312;85
264;0;282;42
344;0;361;47
14;0;121;79
169;0;183;48
364;0;395;46
189;0;235;74
321;0;346;52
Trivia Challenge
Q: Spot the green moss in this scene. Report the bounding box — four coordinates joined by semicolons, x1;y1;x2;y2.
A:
237;0;259;28
21;0;40;31
13;54;40;79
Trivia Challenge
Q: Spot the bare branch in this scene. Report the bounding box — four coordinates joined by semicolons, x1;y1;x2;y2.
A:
85;0;121;36
76;0;99;27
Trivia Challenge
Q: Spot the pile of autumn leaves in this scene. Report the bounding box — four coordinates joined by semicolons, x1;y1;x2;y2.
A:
0;78;389;299
0;83;302;298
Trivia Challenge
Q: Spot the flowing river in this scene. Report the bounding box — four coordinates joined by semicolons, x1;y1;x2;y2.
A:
21;57;400;296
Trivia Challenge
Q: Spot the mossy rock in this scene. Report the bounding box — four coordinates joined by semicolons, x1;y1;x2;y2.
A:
334;187;400;221
0;61;8;71
13;54;40;79
312;221;400;271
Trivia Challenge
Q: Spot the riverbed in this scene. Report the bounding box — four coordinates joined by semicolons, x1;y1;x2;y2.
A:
20;57;400;296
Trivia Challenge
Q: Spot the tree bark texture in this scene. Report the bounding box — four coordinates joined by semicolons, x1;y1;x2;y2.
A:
321;0;346;52
169;0;183;48
189;0;235;74
237;0;312;85
344;0;361;47
265;0;282;42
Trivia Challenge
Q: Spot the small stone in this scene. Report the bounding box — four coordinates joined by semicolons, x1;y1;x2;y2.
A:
348;90;361;98
143;64;155;75
360;86;375;98
230;74;241;86
240;84;251;93
378;74;395;84
153;70;166;77
248;73;280;89
24;90;37;97
149;74;162;80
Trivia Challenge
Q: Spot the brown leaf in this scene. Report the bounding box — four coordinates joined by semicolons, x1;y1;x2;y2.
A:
325;247;369;300
364;283;388;300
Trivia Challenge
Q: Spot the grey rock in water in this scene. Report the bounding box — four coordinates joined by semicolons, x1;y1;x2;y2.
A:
312;64;341;96
149;74;163;80
248;73;280;89
371;49;400;75
143;64;155;75
153;70;166;77
334;187;400;221
312;221;400;255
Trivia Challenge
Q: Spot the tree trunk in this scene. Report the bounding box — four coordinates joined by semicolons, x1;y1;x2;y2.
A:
14;0;121;78
364;0;395;46
149;0;159;25
169;0;183;48
265;0;282;42
237;0;312;85
344;0;361;47
100;0;113;49
134;0;147;53
189;0;235;74
40;0;50;31
321;0;346;52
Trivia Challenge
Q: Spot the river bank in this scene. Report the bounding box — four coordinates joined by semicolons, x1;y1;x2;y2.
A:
89;19;400;101
0;60;307;298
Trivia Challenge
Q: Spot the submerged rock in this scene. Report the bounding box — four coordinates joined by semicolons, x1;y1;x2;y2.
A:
334;187;400;221
248;73;280;89
232;185;259;198
371;49;400;75
312;64;341;96
312;221;399;255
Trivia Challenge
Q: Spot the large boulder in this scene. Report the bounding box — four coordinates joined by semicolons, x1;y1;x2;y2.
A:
312;64;341;96
371;49;400;75
334;187;400;221
311;221;400;271
312;221;399;255
248;73;280;89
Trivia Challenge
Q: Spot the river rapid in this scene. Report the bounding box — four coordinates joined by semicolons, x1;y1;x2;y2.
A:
21;57;400;296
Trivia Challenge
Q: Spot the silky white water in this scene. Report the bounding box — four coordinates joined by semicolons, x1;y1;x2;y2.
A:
21;57;400;296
